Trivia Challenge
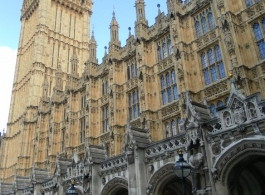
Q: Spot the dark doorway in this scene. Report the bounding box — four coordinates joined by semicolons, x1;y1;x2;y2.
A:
228;156;265;195
114;188;128;195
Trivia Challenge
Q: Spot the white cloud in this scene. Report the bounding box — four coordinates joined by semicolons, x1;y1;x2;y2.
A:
0;46;17;134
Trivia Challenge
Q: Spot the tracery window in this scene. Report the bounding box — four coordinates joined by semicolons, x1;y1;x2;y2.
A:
127;58;138;80
128;89;140;120
102;106;109;133
201;45;226;85
194;7;215;38
157;35;173;62
160;70;179;105
253;20;265;59
164;117;181;138
245;0;260;7
81;94;86;109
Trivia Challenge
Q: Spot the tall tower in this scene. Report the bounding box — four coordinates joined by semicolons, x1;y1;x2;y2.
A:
0;0;92;182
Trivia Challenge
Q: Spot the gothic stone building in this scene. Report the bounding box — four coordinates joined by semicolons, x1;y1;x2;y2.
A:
0;0;265;194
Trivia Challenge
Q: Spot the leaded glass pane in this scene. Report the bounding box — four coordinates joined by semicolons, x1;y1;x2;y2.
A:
166;73;171;86
172;70;176;84
168;88;172;103
202;17;209;34
253;23;263;41
210;104;217;117
168;39;173;55
133;91;137;104
211;66;218;82
201;53;208;68
208;49;215;65
173;85;179;100
163;43;168;58
215;45;222;61
158;47;162;61
258;41;265;59
204;69;211;85
195;21;202;37
208;13;215;30
162;91;167;105
131;64;135;78
161;76;165;89
218;62;226;78
106;81;108;94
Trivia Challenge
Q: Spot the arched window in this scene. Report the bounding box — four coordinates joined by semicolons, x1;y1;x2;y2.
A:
166;122;170;138
129;94;132;120
218;62;226;78
215;45;226;78
172;70;176;84
262;18;265;31
161;76;165;89
208;13;215;30
131;64;135;78
201;53;208;68
172;120;177;136
210;104;217;117
158;47;162;61
245;0;253;7
201;17;209;34
168;88;172;103
166;73;171;86
168;39;173;55
217;101;223;107
253;23;263;41
162;91;167;105
208;49;214;65
173;86;179;100
163;43;168;58
195;21;202;37
133;91;137;118
105;81;108;94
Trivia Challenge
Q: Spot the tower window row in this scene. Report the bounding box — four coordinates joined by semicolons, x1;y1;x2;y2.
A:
194;7;215;38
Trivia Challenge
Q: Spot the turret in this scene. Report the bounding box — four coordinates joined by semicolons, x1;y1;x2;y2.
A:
89;29;98;64
70;48;79;77
135;0;148;26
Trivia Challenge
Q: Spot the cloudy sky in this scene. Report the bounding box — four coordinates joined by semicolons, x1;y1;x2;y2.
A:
0;0;167;133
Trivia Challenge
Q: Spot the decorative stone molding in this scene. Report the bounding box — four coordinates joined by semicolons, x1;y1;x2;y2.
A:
101;177;128;195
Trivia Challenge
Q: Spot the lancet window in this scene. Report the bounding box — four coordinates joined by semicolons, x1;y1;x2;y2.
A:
127;58;138;80
102;106;109;133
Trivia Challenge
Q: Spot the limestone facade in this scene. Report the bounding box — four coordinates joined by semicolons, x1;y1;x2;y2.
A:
1;0;265;194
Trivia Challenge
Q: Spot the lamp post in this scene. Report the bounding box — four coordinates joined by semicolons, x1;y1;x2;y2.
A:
66;180;79;195
174;149;192;195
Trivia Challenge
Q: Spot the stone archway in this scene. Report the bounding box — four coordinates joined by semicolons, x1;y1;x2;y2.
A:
101;177;128;195
214;139;265;195
146;163;192;195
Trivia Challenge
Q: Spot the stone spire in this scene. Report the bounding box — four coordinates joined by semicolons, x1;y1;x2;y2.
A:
89;28;98;63
70;48;79;76
109;10;120;46
135;0;148;25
